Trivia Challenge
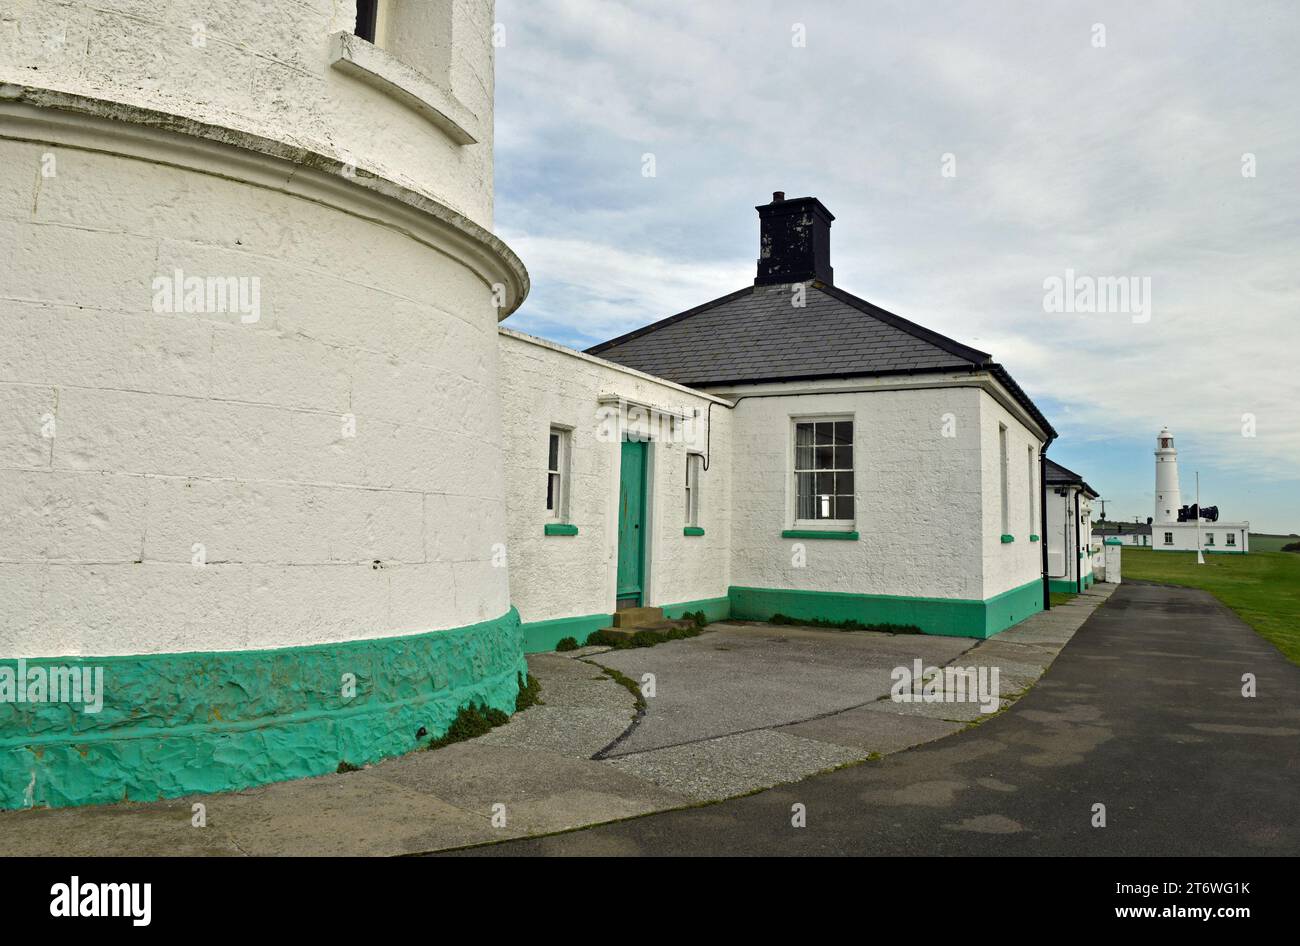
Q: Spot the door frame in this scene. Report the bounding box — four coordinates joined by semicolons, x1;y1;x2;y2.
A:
615;438;653;610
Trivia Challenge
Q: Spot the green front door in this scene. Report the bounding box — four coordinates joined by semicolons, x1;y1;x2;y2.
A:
617;440;647;609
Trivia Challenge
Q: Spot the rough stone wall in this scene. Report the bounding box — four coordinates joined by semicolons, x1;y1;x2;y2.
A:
0;0;495;226
498;329;732;624
726;381;986;601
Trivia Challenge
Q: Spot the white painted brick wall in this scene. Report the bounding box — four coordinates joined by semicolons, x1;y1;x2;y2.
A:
978;391;1047;598
0;130;510;657
0;0;497;227
498;330;732;625
727;383;988;601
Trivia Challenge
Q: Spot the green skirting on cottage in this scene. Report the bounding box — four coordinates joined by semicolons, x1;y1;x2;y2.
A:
660;596;731;623
0;609;526;811
727;581;1042;639
520;612;611;653
1048;578;1079;593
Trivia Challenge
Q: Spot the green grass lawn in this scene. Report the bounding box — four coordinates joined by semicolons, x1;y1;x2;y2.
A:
1122;547;1300;664
1249;533;1300;553
1049;591;1077;607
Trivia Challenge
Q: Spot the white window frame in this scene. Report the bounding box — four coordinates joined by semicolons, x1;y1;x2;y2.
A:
791;415;855;528
1027;445;1036;534
546;426;571;521
998;424;1009;535
1226;533;1236;547
685;452;702;527
1205;532;1215;546
1164;531;1173;545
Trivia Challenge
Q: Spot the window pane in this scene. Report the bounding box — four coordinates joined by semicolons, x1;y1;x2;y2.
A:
796;472;815;518
815;471;835;496
837;494;854;520
548;432;559;472
817;493;833;519
814;445;833;469
546;472;556;510
795;423;814;470
836;471;853;496
815;422;834;445
834;421;853;445
833;445;851;470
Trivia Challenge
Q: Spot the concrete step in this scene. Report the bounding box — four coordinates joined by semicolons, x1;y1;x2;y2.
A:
597;619;695;641
612;606;664;628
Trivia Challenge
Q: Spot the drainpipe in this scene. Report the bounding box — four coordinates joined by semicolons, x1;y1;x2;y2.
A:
1039;448;1050;611
1074;489;1082;594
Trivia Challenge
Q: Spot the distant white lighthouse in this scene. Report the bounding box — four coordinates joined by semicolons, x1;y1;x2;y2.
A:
1154;426;1182;524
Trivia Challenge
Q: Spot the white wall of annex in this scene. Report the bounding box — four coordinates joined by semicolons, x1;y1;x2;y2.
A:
497;330;732;626
724;383;985;601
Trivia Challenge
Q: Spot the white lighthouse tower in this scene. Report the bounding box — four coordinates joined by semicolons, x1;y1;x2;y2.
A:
1154;427;1182;524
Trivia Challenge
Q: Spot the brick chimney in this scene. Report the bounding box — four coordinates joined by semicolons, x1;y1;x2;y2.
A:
754;192;834;286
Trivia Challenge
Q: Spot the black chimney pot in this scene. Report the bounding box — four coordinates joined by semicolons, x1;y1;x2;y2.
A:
754;194;834;286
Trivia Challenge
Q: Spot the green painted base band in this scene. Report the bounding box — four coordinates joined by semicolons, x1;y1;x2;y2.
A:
1103;538;1123;545
659;596;731;623
1048;578;1080;593
543;523;578;536
1083;573;1094;589
781;530;859;541
0;609;526;811
683;526;705;536
520;612;611;653
727;581;1042;639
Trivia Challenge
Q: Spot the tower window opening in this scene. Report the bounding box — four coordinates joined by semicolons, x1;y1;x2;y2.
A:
355;0;380;42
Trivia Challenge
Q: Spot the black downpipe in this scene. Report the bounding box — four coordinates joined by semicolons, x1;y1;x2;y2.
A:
1039;449;1050;611
1074;489;1082;594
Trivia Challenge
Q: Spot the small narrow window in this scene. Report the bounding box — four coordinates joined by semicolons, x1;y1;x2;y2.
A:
685;453;702;527
1026;446;1036;533
355;0;380;42
998;424;1009;535
794;419;854;522
1205;533;1215;546
1164;532;1173;545
546;427;570;520
1226;533;1236;546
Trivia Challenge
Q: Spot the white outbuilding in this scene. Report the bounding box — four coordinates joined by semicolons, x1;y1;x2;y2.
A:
502;193;1060;650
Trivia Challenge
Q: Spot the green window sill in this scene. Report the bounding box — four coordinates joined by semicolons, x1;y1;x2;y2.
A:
544;523;578;536
1000;534;1015;543
1029;534;1040;542
683;526;705;537
782;529;859;541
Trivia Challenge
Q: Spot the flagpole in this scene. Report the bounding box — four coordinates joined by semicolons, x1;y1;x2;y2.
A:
1196;471;1204;565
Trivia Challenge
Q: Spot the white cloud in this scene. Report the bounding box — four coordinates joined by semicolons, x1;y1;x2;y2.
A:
495;0;1300;515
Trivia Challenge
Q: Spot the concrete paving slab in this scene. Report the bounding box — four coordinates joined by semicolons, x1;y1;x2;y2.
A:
366;743;691;837
591;625;974;756
0;796;247;857
211;770;499;856
475;653;637;757
604;729;866;802
778;704;966;754
857;695;1010;723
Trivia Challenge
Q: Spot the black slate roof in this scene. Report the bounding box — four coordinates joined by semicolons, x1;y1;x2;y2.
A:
585;281;1056;439
1045;458;1098;497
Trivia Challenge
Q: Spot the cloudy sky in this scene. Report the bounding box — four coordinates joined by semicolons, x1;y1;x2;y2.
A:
493;0;1300;533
